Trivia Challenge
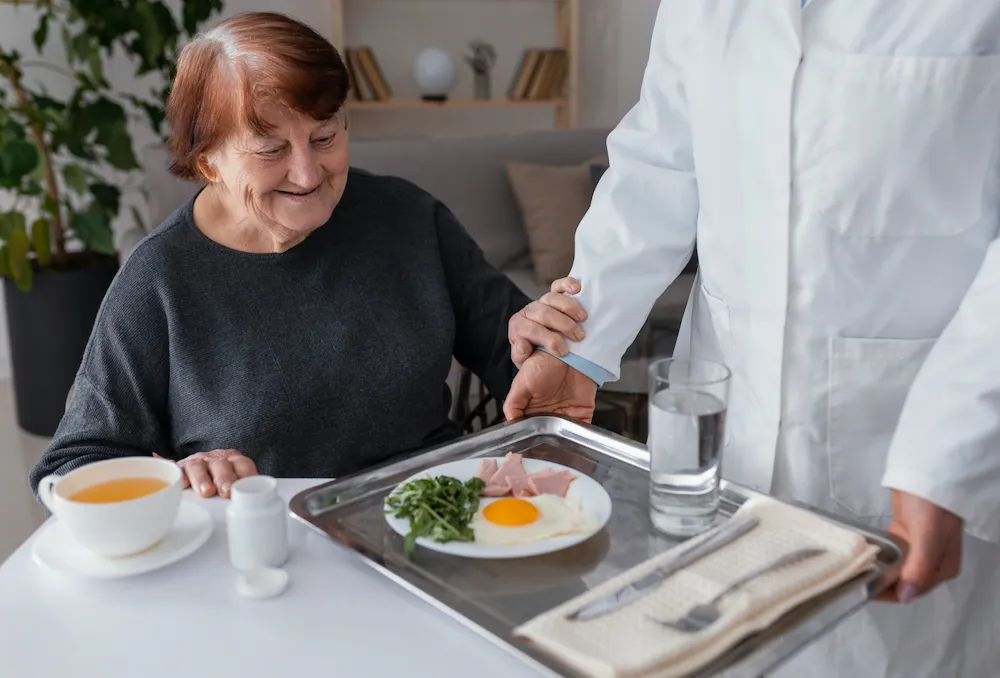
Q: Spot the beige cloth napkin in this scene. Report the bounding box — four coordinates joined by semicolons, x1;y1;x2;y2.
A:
514;496;882;678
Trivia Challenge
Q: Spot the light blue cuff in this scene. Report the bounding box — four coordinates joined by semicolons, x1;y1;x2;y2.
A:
536;347;613;387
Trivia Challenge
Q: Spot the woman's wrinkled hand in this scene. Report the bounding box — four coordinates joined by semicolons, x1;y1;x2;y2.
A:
508;277;589;369
172;449;258;499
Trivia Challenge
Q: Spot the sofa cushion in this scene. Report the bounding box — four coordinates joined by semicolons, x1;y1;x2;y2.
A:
505;154;608;286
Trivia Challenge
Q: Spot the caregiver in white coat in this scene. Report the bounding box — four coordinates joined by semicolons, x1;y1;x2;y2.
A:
503;1;1000;676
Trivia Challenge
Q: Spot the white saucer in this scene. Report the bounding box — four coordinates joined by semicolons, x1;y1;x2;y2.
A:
32;499;214;579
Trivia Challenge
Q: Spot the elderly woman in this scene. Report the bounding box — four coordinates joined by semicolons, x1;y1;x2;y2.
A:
29;11;583;499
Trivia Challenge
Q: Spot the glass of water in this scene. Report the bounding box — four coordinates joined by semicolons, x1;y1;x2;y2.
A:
647;357;731;537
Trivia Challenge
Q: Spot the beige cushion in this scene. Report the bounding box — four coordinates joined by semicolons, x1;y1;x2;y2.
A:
505;155;607;286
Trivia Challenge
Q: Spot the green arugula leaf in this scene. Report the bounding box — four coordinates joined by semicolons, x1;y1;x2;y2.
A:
385;474;486;560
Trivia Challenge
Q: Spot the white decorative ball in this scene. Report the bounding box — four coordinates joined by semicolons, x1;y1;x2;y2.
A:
411;47;457;100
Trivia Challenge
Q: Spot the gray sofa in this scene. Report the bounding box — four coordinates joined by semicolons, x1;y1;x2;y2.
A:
139;128;694;421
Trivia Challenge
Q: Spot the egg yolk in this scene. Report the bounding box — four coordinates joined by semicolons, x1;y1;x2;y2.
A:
483;498;540;526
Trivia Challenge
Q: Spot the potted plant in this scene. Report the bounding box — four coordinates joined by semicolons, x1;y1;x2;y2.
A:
0;0;222;436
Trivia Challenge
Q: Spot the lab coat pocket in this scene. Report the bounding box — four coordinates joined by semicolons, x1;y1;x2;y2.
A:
827;336;937;519
811;53;1000;239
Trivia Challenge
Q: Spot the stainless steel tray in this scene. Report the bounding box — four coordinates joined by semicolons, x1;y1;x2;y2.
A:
288;415;904;678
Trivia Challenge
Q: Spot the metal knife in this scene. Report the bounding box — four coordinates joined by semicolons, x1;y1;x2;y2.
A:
566;514;760;622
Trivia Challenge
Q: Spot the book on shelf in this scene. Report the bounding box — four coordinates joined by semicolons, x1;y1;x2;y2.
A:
344;46;392;102
507;48;568;101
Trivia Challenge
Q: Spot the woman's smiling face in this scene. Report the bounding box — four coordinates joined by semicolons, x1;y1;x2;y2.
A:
208;108;350;238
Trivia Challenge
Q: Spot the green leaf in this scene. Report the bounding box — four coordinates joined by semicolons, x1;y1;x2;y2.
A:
61;25;75;66
33;14;50;53
31;218;51;267
75;71;97;93
88;47;106;88
72;203;115;255
0;140;39;186
62;164;88;195
135;1;164;70
100;120;139;171
3;119;27;142
72;32;94;65
62;136;97;162
90;183;121;216
1;49;21;69
0;212;27;241
22;180;44;197
183;0;224;36
126;94;166;135
0;245;11;280
7;225;33;292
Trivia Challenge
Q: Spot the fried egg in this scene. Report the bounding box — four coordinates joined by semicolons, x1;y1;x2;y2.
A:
472;494;599;547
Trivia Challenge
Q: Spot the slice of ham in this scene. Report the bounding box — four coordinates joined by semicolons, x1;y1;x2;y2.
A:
505;474;537;497
487;452;527;488
527;468;575;497
476;458;498;483
476;452;578;498
481;483;513;497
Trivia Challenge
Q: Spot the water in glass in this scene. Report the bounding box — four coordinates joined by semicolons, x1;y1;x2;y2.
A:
647;358;730;537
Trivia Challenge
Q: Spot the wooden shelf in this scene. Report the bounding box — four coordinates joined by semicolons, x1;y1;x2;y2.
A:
332;0;578;130
346;98;568;111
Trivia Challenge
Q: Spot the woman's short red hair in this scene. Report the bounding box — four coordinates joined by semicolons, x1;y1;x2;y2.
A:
165;11;349;181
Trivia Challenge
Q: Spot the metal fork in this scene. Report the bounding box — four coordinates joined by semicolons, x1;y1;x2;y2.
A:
648;547;827;633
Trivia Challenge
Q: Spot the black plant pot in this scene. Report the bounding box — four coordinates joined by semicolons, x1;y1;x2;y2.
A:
3;253;119;436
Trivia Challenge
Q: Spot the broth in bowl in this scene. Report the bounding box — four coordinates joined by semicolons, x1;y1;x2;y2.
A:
70;477;170;504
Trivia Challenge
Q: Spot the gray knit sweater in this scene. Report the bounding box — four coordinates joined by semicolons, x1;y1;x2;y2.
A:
29;169;530;491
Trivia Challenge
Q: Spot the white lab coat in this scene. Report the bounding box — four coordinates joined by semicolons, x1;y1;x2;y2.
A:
568;1;1000;676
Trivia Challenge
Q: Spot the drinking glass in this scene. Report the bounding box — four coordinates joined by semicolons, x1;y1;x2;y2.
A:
647;357;731;537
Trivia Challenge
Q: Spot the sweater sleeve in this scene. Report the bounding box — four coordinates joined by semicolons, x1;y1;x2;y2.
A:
433;201;531;403
28;250;172;495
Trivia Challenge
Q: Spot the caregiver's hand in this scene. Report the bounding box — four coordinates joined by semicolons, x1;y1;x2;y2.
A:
173;449;258;499
503;350;597;423
508;277;588;369
880;489;963;603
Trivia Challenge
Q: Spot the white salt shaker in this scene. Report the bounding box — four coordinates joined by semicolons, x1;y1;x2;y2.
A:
226;475;289;571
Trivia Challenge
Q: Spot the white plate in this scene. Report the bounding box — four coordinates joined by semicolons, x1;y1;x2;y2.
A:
384;457;612;559
32;499;214;579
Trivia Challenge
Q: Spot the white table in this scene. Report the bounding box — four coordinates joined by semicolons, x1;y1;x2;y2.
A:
0;479;551;678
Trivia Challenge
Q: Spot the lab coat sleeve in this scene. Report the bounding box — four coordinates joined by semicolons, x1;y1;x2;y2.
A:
882;238;1000;543
561;1;699;379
